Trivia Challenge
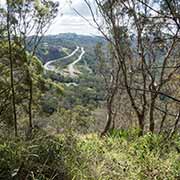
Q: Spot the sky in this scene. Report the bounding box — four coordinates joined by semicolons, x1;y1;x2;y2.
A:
0;0;100;36
47;0;100;36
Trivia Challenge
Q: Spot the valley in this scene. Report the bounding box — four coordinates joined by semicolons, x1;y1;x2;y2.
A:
1;1;180;179
44;46;86;77
38;33;106;123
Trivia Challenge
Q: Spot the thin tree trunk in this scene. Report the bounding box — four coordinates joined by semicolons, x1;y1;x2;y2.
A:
138;114;144;136
149;96;156;133
159;104;168;134
101;101;113;136
27;71;33;137
169;110;180;139
29;78;33;129
7;0;18;136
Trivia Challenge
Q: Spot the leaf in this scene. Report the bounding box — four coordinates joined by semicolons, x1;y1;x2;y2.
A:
29;154;40;158
11;168;19;177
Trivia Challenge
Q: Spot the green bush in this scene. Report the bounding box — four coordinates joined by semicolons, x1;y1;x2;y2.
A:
108;128;141;140
69;132;180;180
1;130;180;180
0;131;71;180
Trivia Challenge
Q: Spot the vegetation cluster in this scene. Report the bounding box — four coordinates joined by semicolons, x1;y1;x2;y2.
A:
0;0;180;179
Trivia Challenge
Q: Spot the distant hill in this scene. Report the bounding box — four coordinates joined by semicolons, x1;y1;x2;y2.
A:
34;33;106;64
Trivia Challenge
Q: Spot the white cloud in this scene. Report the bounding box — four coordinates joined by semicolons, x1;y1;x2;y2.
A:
0;0;100;35
48;15;100;35
47;0;100;35
0;0;6;7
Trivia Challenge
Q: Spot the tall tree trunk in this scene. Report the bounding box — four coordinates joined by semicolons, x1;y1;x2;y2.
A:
7;0;18;136
138;114;144;136
101;101;113;136
159;104;168;134
29;78;33;129
169;110;180;139
27;71;33;137
149;95;156;133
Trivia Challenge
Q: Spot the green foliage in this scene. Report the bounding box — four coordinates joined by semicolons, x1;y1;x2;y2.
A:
0;131;70;180
68;132;180;180
1;130;180;180
0;39;64;127
107;128;141;140
50;105;95;134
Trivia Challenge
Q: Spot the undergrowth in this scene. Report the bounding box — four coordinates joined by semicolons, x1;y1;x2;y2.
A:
0;129;180;180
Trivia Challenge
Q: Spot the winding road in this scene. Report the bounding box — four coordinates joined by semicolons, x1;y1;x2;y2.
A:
44;46;80;71
44;46;85;77
68;47;85;77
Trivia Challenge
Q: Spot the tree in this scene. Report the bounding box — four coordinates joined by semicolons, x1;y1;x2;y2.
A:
84;0;180;135
6;0;18;136
0;0;59;136
1;0;59;135
95;43;121;135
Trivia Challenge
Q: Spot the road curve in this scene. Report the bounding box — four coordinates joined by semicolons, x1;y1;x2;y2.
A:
44;46;80;71
67;47;85;77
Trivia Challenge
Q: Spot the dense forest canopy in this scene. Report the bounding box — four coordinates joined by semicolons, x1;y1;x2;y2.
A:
0;0;180;179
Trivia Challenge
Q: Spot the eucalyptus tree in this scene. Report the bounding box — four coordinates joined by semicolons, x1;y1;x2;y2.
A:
0;0;59;136
84;0;180;135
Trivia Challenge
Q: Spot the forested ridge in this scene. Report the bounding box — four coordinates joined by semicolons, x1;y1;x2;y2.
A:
0;0;180;179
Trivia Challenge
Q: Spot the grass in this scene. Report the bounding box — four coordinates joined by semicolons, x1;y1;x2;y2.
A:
1;129;180;179
72;131;180;180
